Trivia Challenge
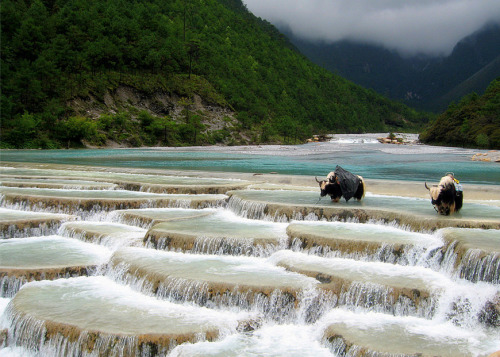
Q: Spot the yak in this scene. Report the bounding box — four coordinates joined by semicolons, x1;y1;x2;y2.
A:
316;166;365;202
425;173;463;215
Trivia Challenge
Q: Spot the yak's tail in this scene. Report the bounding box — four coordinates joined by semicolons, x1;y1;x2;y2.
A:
356;176;366;201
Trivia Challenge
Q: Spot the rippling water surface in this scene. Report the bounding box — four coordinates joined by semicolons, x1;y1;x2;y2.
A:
2;134;498;184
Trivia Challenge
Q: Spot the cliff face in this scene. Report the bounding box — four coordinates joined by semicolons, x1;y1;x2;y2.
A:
65;84;247;147
68;85;238;134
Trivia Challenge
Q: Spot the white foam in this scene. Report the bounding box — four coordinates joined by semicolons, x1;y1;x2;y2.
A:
170;323;334;357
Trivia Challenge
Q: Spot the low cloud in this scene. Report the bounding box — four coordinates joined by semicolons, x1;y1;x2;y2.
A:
242;0;500;56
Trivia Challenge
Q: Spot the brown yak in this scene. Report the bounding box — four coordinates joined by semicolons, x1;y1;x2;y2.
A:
425;173;463;215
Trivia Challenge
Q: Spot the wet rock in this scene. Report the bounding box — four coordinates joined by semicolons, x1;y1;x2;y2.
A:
237;317;263;333
471;151;500;163
0;328;7;347
479;295;500;327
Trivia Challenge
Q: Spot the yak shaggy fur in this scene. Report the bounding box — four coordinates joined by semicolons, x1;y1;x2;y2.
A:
317;169;365;203
427;175;463;215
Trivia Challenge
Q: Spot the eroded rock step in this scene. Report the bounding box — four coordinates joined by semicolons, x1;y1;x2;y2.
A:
0;236;110;297
144;210;288;256
60;221;147;249
0;187;228;215
228;190;500;230
0;166;252;194
0;177;117;190
112;207;216;229
108;248;317;320
438;227;500;283
4;276;250;356
287;221;441;262
322;309;499;357
272;251;447;318
0;208;76;238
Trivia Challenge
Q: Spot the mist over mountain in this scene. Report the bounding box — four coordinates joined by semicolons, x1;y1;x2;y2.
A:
280;23;500;112
243;0;500;58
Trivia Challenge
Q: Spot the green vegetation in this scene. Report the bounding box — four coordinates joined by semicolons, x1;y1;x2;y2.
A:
1;0;430;149
419;78;500;149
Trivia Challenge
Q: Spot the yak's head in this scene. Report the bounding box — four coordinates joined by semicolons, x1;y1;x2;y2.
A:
316;176;342;202
316;177;329;197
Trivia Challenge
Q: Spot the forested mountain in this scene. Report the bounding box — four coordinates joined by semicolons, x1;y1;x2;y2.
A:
419;78;500;149
282;23;500;112
1;0;429;149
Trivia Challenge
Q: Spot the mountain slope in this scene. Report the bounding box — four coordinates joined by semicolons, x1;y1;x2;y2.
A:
435;55;500;110
282;23;500;112
419;77;500;149
1;0;429;148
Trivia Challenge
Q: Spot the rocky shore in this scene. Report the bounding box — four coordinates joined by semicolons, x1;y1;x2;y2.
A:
377;133;418;145
471;151;500;162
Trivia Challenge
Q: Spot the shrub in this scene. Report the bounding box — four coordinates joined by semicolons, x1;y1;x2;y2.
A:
475;133;489;148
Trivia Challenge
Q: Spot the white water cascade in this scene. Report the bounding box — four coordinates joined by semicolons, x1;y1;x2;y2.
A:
0;164;499;357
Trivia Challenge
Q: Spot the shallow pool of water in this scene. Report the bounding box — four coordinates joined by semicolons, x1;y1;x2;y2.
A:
2;138;498;184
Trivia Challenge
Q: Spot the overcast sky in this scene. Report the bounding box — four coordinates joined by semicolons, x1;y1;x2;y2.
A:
242;0;500;56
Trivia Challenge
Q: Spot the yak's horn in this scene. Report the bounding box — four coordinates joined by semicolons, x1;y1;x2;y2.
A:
425;182;430;190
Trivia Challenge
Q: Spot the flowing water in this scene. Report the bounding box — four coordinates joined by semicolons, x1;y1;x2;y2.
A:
1;134;499;184
0;137;499;356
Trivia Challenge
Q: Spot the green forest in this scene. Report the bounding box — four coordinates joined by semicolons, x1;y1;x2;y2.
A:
1;0;430;148
419;78;500;149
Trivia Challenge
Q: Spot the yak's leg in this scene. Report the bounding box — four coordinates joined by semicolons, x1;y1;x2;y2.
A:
455;191;463;212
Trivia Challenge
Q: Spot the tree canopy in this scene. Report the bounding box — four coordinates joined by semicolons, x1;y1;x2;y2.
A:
1;0;430;148
419;78;500;149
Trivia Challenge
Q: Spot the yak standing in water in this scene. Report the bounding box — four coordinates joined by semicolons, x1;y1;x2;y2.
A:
316;166;366;202
425;173;463;215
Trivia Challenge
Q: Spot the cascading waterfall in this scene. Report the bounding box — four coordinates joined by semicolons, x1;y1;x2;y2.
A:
0;276;26;299
104;251;313;323
227;195;272;221
438;242;500;284
1;223;61;239
4;302;141;357
58;222;146;250
290;237;437;268
0;207;76;239
459;250;499;283
191;235;284;257
336;281;437;319
0;187;229;221
1;163;499;357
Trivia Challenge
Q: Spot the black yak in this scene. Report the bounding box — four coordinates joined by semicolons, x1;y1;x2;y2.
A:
316;166;366;202
425;173;463;215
